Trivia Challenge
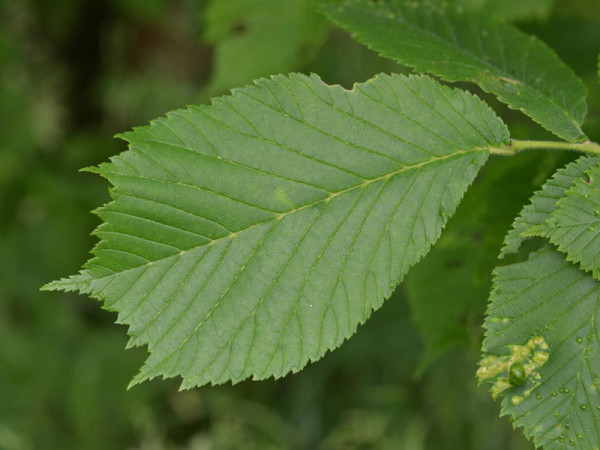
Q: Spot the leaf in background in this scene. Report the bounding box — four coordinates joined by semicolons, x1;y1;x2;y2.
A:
479;246;600;449
202;0;327;96
44;73;508;387
500;155;600;257
553;0;600;21
450;0;556;21
406;234;486;374
113;0;166;23
540;164;600;280
323;0;589;142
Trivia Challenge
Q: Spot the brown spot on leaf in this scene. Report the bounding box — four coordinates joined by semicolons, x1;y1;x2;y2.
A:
231;21;248;35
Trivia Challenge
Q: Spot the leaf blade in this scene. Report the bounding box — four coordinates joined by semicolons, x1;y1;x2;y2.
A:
541;164;600;280
480;246;600;448
500;155;600;257
323;0;588;142
46;73;508;387
452;0;555;21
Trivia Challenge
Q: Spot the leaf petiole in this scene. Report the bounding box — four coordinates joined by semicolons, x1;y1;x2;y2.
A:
490;139;600;156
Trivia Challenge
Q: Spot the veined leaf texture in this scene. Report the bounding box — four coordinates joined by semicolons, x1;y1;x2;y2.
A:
482;156;600;448
324;0;588;142
46;73;508;387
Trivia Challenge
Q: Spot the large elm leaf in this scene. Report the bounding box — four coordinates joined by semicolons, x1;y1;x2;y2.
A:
500;155;600;258
323;0;588;142
44;73;508;387
541;164;600;280
479;246;600;449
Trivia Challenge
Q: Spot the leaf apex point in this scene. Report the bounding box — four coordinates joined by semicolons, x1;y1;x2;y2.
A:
114;132;132;142
40;282;56;291
41;276;83;293
79;165;100;174
129;369;151;389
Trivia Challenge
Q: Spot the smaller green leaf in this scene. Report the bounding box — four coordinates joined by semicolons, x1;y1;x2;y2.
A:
479;245;600;449
540;164;600;280
323;0;589;142
500;155;600;257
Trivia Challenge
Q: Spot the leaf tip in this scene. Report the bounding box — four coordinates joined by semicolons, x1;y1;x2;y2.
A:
126;378;141;391
128;367;152;390
41;276;82;293
79;165;100;174
115;131;136;143
40;281;57;292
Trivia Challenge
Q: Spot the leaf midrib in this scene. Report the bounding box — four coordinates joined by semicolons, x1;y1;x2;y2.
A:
84;147;487;284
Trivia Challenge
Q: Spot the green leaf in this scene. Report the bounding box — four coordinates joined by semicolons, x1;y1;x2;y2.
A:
450;0;556;21
202;0;327;96
500;155;600;258
323;0;589;142
540;164;600;279
479;245;600;449
44;73;508;387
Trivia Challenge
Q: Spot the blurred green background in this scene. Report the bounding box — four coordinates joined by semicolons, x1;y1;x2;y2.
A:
1;0;599;448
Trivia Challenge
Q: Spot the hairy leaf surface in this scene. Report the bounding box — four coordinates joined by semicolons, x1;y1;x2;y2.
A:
45;73;508;387
323;0;588;142
501;156;600;257
479;246;600;449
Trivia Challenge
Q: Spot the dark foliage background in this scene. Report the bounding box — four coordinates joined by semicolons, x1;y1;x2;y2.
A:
0;0;599;448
